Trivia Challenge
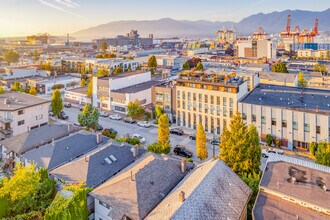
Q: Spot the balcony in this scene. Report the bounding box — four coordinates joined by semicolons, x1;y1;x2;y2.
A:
0;116;13;123
0;128;13;136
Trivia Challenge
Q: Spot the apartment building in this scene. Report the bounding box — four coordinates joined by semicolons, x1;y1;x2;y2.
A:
236;39;276;59
297;49;330;60
238;84;330;150
175;71;251;134
85;58;140;74
0;92;49;139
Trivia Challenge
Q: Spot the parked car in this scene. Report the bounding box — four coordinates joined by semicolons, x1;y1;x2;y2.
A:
64;103;72;108
132;134;146;143
100;111;110;117
189;133;196;140
58;111;69;120
170;128;184;136
173;145;193;158
262;148;284;158
210;138;220;145
137;121;150;128
104;128;117;135
124;117;135;124
109;114;122;120
97;123;104;131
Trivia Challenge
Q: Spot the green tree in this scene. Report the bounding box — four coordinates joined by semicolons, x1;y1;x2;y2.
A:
44;183;90;220
80;78;86;87
12;81;21;91
127;100;145;119
29;87;37;95
148;55;158;68
298;72;307;88
154;106;163;120
157;114;170;153
266;134;273;146
51;84;64;90
275;138;281;148
219;112;261;176
271;62;288;73
310;142;318;156
78;103;99;130
0;86;5;94
113;66;123;74
33;50;39;61
50;89;63;117
315;142;330;167
195;61;204;71
97;67;109;77
314;63;328;75
87;78;93;98
101;41;107;52
3;49;19;64
196;123;208;160
182;60;190;70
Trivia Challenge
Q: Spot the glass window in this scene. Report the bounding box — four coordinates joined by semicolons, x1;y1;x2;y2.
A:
217;96;220;105
229;108;233;118
210;95;214;104
229;98;233;107
293;121;298;130
252;114;256;122
182;91;185;99
177;91;180;99
217;106;221;116
18;110;24;115
242;113;247;120
304;123;310;132
223;107;227;117
223;97;227;106
187;92;191;101
282;120;287;128
188;102;191;110
199;94;202;102
182;101;186;109
204;95;208;103
177;100;180;109
193;93;196;101
18;120;25;126
199;103;202;113
164;93;170;102
271;118;276;126
261;116;266;124
316;126;321;134
204;104;208;114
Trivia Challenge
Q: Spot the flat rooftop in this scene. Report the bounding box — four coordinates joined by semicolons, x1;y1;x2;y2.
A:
259;71;297;84
101;70;150;80
260;161;330;210
0;92;49;111
37;75;79;84
239;84;330;115
66;86;88;95
112;80;160;94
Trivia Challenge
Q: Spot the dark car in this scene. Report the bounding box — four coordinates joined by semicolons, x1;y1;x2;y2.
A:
97;123;104;131
170;128;184;136
189;133;196;140
104;128;117;135
58;111;69;120
64;103;72;108
123;117;135;124
173;145;193;158
210;138;220;145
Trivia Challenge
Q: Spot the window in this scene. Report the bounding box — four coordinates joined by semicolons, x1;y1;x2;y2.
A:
210;95;214;104
177;91;180;99
252;114;256;122
223;97;227;106
316;126;321;134
187;92;191;101
199;103;202;113
187;102;191;110
304;123;310;132
18;120;25;126
282;120;287;128
156;92;163;101
182;101;186;109
182;92;185;100
204;95;208;103
229;98;233;107
217;96;220;105
177;100;180;109
204;104;208;114
223;107;227;117
229;108;233;118
193;93;196;101
242;113;247;120
293;121;298;130
271;118;276;126
217;106;221;116
261;116;266;124
223;119;227;128
35;114;43;120
199;94;202;102
18;110;24;115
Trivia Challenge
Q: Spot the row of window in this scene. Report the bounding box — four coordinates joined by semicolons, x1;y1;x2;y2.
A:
177;83;238;93
155;92;171;102
178;101;234;117
177;91;234;107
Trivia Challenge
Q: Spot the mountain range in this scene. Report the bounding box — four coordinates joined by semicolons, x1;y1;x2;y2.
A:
73;9;330;39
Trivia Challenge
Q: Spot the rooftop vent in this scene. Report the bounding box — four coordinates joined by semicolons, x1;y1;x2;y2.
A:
104;157;112;165
109;155;117;161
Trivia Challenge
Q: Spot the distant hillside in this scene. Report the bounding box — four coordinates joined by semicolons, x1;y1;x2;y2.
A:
72;9;330;39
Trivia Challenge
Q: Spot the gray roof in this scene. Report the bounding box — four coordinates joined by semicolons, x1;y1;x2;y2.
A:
239;84;330;115
50;143;146;188
259;71;297;84
112;80;160;94
23;132;108;170
90;153;194;220
0;91;49;111
146;159;252;220
0;124;79;155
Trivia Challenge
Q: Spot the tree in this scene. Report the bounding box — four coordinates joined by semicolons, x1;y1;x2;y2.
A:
154;106;163;120
150;68;155;75
182;60;190;70
241;173;260;219
97;67;109;77
310;142;318;156
0;164;55;218
50;89;63;117
314;63;328;75
219;112;261;176
78;103;99;130
148;55;158;68
266;134;273;146
315;142;330;167
12;81;21;91
298;72;307;88
275;138;281;148
0;86;4;94
87;78;93;98
44;183;90;220
29;87;37;95
187;57;201;69
101;41;107;52
196;123;208;160
80;78;86;87
113;66;123;74
195;61;204;71
33;50;39;61
157;114;170;153
127;100;145;119
271;62;288;73
51;84;64;90
3;49;19;64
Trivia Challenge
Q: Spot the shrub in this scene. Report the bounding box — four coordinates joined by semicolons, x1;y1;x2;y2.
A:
127;137;140;145
266;134;273;146
187;158;193;163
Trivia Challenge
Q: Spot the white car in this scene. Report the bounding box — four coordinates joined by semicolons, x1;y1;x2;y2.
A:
262;148;284;158
137;121;150;128
100;111;110;117
132;134;146;144
109;114;121;120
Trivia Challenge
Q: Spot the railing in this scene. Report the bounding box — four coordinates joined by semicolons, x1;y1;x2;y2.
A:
0;116;13;123
0;128;13;135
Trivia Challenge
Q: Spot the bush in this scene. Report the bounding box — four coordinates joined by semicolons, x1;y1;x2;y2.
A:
115;135;140;145
275;138;281;148
153;120;158;124
187;158;193;163
147;141;170;154
144;112;151;121
266;134;273;146
102;129;117;139
127;137;140;145
51;84;65;90
310;142;318;156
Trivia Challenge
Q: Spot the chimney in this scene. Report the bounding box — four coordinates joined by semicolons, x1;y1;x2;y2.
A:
316;105;319;113
133;145;139;157
181;158;187;173
96;133;102;144
179;191;185;202
67;123;73;133
323;185;327;192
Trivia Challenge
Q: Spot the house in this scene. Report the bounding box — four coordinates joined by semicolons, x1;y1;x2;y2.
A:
146;159;252;220
90;153;194;220
0;92;50;139
64;86;90;105
253;154;330;219
36;75;81;95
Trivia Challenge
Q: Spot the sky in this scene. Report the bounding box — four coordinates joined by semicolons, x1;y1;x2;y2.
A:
0;0;329;37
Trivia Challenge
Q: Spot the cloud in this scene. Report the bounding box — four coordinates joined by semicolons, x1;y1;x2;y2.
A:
37;0;84;18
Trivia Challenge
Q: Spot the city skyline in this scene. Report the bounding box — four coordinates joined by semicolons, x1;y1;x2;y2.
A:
0;0;329;37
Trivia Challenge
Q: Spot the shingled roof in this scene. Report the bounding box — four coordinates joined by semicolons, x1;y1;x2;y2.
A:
146;159;252;220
